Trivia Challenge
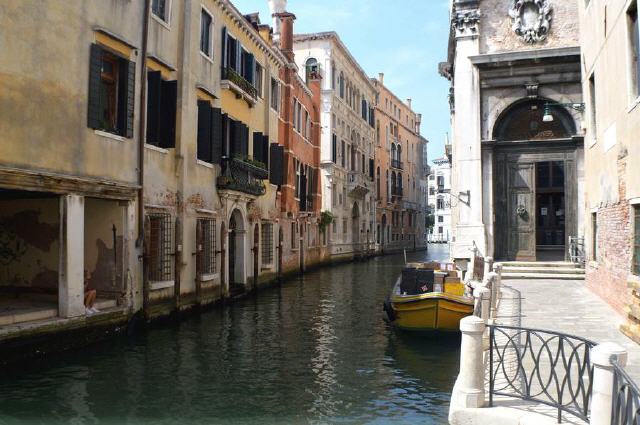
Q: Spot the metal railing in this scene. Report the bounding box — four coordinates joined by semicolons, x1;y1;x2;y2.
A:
217;158;266;196
489;324;596;423
569;236;585;267
391;159;403;169
612;359;640;425
222;67;258;99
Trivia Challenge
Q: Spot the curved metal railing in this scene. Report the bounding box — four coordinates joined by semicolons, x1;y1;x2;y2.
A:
612;358;640;425
489;324;596;423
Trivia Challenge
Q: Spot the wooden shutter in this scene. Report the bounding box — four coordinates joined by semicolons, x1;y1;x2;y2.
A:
269;144;284;185
211;108;223;164
221;27;228;70
369;158;374;179
228;119;237;157
240;123;249;157
118;59;136;138
253;132;263;163
197;100;212;162
159;80;177;148
87;43;103;129
261;135;269;170
146;71;162;145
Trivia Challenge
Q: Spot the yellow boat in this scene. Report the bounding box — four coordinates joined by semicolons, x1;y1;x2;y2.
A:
384;262;475;332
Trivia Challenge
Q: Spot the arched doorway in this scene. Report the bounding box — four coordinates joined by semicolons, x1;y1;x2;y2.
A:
220;221;226;298
228;209;246;294
491;98;578;261
352;202;360;245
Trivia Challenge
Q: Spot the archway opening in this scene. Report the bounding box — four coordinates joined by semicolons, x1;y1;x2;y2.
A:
228;209;246;293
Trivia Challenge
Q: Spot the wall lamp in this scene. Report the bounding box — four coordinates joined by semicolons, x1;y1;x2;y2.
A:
542;101;586;122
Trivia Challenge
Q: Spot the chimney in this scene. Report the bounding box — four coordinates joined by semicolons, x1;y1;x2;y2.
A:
275;11;296;61
378;72;384;84
406;98;412;109
268;0;287;42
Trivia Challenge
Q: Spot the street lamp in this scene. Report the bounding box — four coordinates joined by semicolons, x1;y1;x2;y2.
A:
542;101;586;122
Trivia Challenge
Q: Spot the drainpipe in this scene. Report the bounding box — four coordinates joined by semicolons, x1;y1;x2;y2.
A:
138;0;151;315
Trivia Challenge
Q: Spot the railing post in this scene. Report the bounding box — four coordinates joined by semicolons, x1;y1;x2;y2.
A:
590;342;628;425
474;286;491;324
450;316;486;413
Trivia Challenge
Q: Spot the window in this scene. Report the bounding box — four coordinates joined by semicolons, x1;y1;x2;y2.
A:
196;100;223;163
331;134;337;163
332;184;337;207
305;57;318;85
438;227;443;234
152;0;169;23
339;72;345;98
197;218;216;276
589;73;597;141
291;222;297;249
341;140;346;168
592;212;598;261
255;63;264;98
438;216;444;223
200;9;213;57
87;44;135;137
629;2;640;98
634;206;640;275
437;198;444;210
146;71;177;148
261;222;273;265
147;213;174;282
270;78;280;111
343;218;347;234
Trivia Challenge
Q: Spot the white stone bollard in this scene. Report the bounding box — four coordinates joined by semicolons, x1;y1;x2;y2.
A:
450;316;486;411
590;342;628;425
484;256;494;278
474;286;491;324
487;272;499;319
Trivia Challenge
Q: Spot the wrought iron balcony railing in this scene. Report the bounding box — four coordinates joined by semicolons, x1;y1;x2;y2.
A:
222;67;258;100
217;157;266;196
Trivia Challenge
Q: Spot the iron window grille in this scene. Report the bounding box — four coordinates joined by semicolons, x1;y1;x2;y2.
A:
261;222;273;265
148;213;174;282
198;218;216;275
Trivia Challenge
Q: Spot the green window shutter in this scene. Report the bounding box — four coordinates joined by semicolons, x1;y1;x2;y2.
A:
211;108;223;164
269;144;284;186
146;71;162;146
117;58;136;137
261;135;269;171
252;131;263;164
87;43;103;129
197;100;212;162
159;80;177;148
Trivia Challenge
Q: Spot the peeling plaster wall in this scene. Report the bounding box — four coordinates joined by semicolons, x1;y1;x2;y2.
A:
0;198;59;291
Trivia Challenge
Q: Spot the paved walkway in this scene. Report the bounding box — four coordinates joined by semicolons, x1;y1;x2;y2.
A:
495;278;640;382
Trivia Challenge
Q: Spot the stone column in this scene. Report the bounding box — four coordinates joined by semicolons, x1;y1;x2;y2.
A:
59;194;85;318
450;315;486;411
590;342;628;425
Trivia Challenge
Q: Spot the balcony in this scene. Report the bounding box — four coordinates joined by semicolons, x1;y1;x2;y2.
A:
391;159;403;170
216;157;267;197
221;67;258;106
347;172;370;198
299;196;314;213
402;200;419;210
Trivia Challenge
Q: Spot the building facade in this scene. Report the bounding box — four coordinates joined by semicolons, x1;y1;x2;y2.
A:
441;0;585;264
293;32;377;260
428;156;452;243
579;0;640;342
372;74;428;252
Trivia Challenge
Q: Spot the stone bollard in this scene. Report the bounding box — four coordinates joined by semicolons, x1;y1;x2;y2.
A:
590;342;628;425
450;316;486;412
484;256;494;278
474;286;491;324
487;272;499;319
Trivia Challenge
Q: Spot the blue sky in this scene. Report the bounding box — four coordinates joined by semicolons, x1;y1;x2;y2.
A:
232;0;452;164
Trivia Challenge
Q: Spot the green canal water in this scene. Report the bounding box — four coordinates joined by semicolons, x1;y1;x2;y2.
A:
0;245;459;424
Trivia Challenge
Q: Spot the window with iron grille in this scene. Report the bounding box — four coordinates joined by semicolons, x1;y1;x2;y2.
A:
197;218;216;275
148;213;174;282
634;206;640;275
261;222;273;265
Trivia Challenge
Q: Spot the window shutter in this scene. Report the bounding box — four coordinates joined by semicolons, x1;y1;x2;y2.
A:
261;135;269;170
197;100;212;162
331;134;337;163
252;131;263;164
146;71;162;145
119;59;136;138
159;79;177;148
241;124;249;157
221;27;228;70
87;43;103;129
369;158;374;179
228;119;237;157
211;108;223;164
269;144;284;185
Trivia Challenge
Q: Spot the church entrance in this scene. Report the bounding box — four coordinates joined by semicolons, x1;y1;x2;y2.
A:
535;161;565;261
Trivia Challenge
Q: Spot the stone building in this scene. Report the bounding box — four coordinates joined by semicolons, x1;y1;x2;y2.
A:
428;155;452;243
293;32;377;260
579;0;640;342
372;74;428;252
441;0;585;264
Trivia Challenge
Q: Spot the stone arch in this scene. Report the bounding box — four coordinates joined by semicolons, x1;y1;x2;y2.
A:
228;208;246;287
492;98;577;141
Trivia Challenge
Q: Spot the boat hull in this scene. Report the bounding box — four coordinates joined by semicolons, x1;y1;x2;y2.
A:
390;293;474;332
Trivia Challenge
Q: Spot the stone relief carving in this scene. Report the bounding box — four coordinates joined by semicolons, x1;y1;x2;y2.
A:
509;0;552;44
453;9;481;37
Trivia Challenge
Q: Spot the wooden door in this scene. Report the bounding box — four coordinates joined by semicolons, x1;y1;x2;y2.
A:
508;163;536;261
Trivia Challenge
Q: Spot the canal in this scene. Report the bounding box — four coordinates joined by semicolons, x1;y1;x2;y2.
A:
0;245;458;424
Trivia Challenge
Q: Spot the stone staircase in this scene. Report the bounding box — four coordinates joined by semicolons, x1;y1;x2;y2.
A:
500;261;585;280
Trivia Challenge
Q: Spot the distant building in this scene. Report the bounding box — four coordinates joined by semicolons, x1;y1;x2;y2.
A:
428;156;452;243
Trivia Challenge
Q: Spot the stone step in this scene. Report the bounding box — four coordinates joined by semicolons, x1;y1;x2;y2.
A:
95;299;117;310
502;266;583;274
499;261;580;268
502;272;585;280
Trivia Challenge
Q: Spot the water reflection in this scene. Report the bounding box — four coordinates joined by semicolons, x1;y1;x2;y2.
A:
0;246;458;424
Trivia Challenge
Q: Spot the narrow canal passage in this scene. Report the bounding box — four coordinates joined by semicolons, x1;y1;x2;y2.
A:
0;245;458;424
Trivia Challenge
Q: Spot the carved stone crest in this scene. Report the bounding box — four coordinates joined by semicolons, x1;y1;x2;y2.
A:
509;0;552;43
453;9;481;37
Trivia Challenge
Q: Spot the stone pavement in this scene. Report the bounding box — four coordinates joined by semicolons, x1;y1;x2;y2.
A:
496;278;640;382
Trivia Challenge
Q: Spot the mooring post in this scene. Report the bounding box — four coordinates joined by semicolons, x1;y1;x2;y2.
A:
450;315;486;412
590;342;628;425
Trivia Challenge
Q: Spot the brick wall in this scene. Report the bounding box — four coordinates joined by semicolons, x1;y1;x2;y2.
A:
586;159;632;314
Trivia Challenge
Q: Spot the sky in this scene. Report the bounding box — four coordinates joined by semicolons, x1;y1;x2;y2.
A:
231;0;452;164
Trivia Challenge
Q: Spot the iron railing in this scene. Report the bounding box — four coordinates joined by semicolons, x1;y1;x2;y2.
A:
222;67;258;99
569;236;585;267
612;358;640;425
489;324;596;423
217;158;266;196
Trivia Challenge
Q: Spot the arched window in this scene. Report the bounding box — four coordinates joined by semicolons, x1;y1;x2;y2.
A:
331;62;336;89
397;145;402;163
305;57;318;85
493;98;577;141
339;72;344;98
391;171;396;192
376;167;381;198
391;144;397;162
